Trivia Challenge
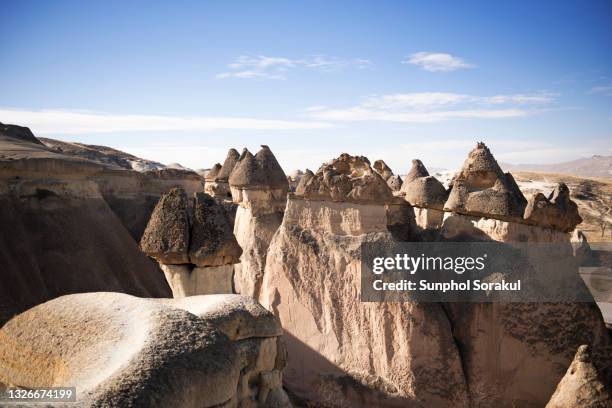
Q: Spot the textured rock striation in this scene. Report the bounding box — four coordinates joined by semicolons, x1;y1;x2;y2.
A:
400;159;448;230
230;146;288;298
141;188;242;297
373;159;403;191
524;182;583;232
0;292;291;407
260;154;468;407
0;124;174;325
545;345;612;408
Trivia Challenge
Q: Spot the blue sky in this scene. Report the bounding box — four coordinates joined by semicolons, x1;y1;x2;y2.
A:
1;0;611;173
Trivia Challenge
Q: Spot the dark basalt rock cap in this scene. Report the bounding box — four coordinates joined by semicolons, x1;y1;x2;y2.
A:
215;148;240;181
404;176;448;210
229;146;288;190
189;192;242;267
140;187;190;264
295;153;393;204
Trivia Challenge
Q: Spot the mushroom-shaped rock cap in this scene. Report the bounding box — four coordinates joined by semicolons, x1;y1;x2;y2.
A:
205;163;223;181
140;187;190;264
524;183;582;232
404;159;430;184
403;176;448;210
445;143;527;221
445;172;527;221
296;153;393;204
373;160;394;181
216;148;240;181
545;345;612;408
189;192;243;267
387;174;403;191
452;142;504;189
400;160;448;209
229;146;288;190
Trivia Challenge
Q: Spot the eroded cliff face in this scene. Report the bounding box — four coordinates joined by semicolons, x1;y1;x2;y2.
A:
258;147;611;408
260;154;469;407
0;124;174;325
230;146;288;298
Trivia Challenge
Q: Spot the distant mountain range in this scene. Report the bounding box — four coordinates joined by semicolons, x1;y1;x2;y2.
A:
501;155;612;179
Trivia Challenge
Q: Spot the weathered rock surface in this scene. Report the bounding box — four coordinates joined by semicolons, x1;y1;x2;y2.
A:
205;148;241;199
524;183;583;232
400;160;448;230
546;345;612;408
386;174;403;191
140;187;191;264
0;125;172;325
230;146;288;298
373;159;394;181
298;153;393;204
0;292;291;407
190;192;242;267
445;143;528;222
141;189;241;297
287;169;304;192
260;154;467;407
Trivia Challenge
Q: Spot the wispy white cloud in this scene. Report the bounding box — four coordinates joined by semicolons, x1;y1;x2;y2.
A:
402;52;473;72
216;55;372;80
307;92;555;123
0;108;332;135
589;85;612;96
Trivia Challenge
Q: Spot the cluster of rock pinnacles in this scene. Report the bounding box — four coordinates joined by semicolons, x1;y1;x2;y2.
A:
137;142;609;407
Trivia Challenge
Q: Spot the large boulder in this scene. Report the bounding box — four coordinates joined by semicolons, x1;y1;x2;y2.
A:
400;159;448;230
545;345;612;408
0;292;291;407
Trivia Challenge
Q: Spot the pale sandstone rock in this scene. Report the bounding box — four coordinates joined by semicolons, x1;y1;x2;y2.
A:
439;211;612;407
204;163;224;197
0;292;291;407
546;345;612;408
404;159;430;183
260;193;468;407
230;146;288;298
161;264;234;297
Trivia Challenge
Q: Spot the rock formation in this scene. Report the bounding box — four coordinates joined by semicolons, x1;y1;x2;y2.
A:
524;182;583;232
545;345;612;408
0;124;174;325
230;146;288;298
205;148;240;199
204;163;222;195
141;188;242;297
260;154;468;407
400;159;448;230
445;142;527;223
0;292;291;407
373;159;403;191
287;169;304;192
